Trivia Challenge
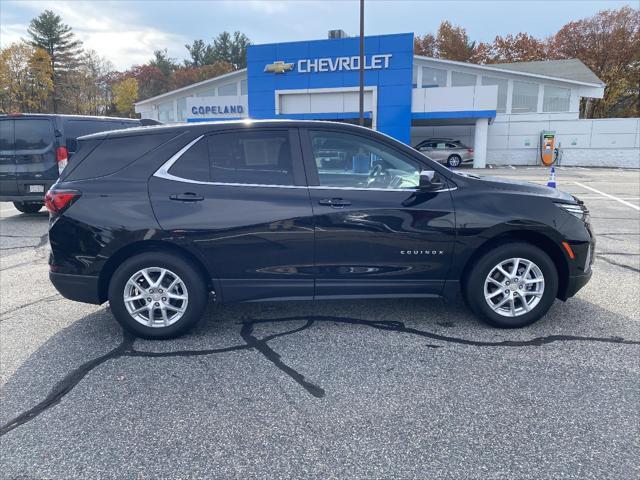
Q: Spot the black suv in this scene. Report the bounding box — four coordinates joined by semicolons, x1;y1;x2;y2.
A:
47;120;594;339
0;114;158;213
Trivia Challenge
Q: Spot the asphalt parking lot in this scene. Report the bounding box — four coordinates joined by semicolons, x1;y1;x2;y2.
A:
1;166;638;479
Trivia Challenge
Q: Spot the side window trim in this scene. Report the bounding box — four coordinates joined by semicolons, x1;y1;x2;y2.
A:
155;130;308;189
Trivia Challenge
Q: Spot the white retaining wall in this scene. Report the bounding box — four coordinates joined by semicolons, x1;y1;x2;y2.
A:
411;116;640;168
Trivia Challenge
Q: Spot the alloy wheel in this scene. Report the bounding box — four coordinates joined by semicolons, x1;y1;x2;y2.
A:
483;257;545;317
123;267;189;327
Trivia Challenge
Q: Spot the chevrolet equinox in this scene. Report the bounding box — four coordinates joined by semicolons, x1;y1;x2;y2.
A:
47;121;594;339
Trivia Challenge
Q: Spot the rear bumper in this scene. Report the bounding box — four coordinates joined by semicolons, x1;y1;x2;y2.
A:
0;195;46;202
49;272;103;305
0;178;55;202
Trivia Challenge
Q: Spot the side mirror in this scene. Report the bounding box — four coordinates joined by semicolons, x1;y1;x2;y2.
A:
419;170;445;190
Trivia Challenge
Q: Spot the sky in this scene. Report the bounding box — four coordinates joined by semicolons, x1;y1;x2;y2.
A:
0;0;636;70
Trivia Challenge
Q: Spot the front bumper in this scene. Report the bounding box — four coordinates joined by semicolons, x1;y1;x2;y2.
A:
563;269;593;299
49;272;103;305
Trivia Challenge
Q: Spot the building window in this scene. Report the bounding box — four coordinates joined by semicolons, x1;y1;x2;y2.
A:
240;79;247;95
421;66;447;88
158;101;175;123
218;82;237;96
512;81;538;113
481;76;508;113
451;71;476;87
543;85;571;112
412;67;418;88
197;88;216;98
177;97;187;121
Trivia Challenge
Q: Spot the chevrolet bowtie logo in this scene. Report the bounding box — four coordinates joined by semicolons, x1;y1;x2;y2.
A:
264;61;294;74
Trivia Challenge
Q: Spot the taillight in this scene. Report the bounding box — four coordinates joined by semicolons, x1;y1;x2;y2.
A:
45;189;81;215
56;146;68;174
468;148;474;153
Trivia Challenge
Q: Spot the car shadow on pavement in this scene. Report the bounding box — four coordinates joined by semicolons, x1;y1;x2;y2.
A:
1;296;638;438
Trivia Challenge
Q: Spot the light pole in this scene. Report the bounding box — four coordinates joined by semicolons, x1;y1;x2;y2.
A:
358;0;365;126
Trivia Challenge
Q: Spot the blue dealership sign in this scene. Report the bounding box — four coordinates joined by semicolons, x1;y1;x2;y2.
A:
247;33;414;143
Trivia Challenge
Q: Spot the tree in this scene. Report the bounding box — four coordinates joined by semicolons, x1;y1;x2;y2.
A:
212;32;233;66
185;39;213;67
550;6;640;118
112;77;138;117
0;43;53;113
436;21;475;62
230;31;251;68
168;61;234;90
414;33;437;57
185;31;251;69
480;33;548;64
118;64;167;100
27;9;82;112
414;22;475;61
149;49;179;77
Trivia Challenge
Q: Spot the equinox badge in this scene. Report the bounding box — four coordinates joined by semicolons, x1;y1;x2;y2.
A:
401;250;445;255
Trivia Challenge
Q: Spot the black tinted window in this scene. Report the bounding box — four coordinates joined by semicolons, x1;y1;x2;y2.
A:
208;130;294;185
14;119;54;150
168;137;209;180
64;132;176;180
0;120;13;151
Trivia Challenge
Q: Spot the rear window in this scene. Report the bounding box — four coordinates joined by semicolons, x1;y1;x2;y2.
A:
0;120;13;151
63;131;177;181
14;119;54;150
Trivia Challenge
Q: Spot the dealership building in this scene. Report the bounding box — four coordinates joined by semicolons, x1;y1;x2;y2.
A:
135;32;639;168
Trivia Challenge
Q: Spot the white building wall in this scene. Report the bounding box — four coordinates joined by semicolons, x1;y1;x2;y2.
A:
412;117;640;168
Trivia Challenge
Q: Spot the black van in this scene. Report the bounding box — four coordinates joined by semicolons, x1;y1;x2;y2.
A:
0;114;159;213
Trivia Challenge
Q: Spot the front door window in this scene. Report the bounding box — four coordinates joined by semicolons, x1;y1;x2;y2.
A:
309;130;422;190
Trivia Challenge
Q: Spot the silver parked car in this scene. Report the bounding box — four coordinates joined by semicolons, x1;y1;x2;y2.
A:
415;138;474;167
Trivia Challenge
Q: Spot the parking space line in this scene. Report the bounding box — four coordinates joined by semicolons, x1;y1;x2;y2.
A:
574;182;640;211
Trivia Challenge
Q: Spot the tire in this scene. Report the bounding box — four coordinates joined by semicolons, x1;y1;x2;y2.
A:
108;251;208;339
446;155;462;168
13;201;43;214
464;242;559;328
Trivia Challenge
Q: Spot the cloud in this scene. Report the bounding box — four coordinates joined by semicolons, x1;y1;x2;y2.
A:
0;0;188;70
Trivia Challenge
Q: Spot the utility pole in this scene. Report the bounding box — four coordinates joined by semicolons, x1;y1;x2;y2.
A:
358;0;365;126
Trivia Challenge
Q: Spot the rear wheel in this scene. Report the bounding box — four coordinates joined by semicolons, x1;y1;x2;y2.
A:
446;155;462;168
13;201;43;214
108;252;208;339
464;242;559;328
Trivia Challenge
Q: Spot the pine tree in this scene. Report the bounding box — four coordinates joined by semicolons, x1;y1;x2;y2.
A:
27;9;82;112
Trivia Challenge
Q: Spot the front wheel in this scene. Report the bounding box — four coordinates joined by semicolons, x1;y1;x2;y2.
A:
108;252;208;339
464;243;559;328
13;201;43;214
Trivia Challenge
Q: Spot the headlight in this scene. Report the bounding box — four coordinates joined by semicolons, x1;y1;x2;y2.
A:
555;202;589;222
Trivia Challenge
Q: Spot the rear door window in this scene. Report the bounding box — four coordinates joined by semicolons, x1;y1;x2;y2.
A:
14;119;54;150
207;130;294;185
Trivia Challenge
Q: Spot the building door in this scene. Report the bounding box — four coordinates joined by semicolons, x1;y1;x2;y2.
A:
301;128;456;298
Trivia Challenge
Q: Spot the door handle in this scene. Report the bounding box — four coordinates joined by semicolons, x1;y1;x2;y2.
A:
169;192;204;202
318;198;351;208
